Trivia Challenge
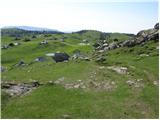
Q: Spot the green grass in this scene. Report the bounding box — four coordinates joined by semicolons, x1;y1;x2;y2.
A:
1;34;159;118
2;84;158;119
2;61;94;82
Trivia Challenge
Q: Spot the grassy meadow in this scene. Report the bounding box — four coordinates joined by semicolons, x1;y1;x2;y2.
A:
1;30;159;118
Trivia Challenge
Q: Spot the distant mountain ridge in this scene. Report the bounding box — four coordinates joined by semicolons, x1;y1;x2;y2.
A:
2;26;58;32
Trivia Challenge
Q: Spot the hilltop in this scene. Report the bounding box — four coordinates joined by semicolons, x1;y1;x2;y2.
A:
2;26;58;32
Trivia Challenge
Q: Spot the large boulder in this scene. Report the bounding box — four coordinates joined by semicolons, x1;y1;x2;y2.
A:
122;23;159;47
108;42;118;49
122;39;139;47
52;53;70;62
154;23;159;29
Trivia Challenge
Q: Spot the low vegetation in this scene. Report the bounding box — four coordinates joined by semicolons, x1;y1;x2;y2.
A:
1;24;159;118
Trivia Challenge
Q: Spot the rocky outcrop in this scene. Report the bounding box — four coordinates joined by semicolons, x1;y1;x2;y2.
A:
94;23;159;51
71;50;90;61
154;23;159;30
2;81;41;96
122;23;159;47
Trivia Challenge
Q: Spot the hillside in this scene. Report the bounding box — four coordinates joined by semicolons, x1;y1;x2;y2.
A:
1;23;159;118
3;26;58;31
1;27;63;37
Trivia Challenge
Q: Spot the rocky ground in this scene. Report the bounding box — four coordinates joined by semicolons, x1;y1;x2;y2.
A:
1;23;159;118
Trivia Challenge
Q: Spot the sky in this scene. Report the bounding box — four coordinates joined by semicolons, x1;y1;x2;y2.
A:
0;0;158;33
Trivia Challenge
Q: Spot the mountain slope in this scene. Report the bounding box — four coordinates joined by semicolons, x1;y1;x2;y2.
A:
2;26;58;31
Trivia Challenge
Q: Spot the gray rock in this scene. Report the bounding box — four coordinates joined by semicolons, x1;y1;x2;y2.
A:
31;80;40;87
126;79;144;88
2;82;40;96
139;54;149;57
15;60;25;67
45;53;55;57
98;50;105;53
107;66;128;74
35;57;46;62
154;23;159;29
108;42;118;50
102;43;109;47
47;81;55;85
122;39;137;47
95;57;106;62
39;40;48;45
1;66;6;72
13;42;21;46
153;81;158;86
62;114;71;119
52;52;70;62
1;45;9;49
71;51;90;61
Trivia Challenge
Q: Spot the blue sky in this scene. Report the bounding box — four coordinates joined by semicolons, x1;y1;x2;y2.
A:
0;0;158;33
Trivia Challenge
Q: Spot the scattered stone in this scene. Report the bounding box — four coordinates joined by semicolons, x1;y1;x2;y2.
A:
47;81;55;85
1;45;9;49
126;80;135;86
59;38;64;42
98;50;105;53
64;83;75;89
45;53;55;57
13;42;21;46
95;56;106;63
111;81;115;85
62;114;71;119
1;66;6;72
126;79;144;88
139;54;149;57
99;66;105;69
107;66;128;74
78;80;82;82
15;60;25;67
102;43;109;47
71;50;90;61
2;82;40;97
108;42;118;50
156;46;159;50
153;81;158;86
39;40;48;45
73;84;80;88
78;43;90;46
2;84;11;89
80;85;86;89
31;80;40;87
54;77;65;84
35;57;46;62
82;39;88;43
